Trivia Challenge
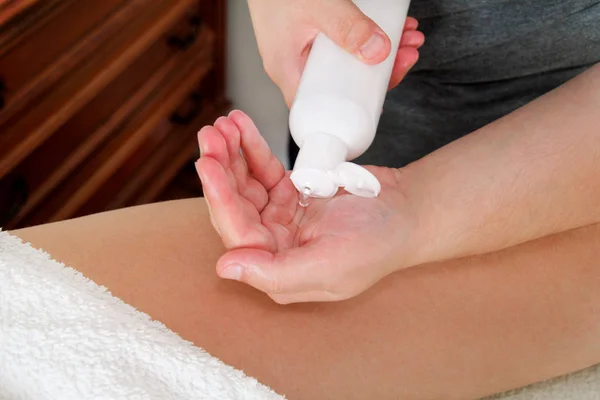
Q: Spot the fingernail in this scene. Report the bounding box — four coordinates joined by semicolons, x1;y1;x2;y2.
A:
360;31;386;60
220;265;243;281
200;143;208;157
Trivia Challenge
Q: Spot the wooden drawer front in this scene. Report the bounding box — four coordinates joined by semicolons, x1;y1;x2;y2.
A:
0;0;68;60
0;0;131;122
2;22;214;229
16;41;216;227
5;22;213;227
0;0;41;26
0;0;200;179
80;80;230;217
0;169;27;227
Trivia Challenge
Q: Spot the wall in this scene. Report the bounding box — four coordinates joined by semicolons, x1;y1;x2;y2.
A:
226;1;290;167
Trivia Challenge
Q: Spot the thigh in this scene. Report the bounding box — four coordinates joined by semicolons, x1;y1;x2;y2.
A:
12;199;600;400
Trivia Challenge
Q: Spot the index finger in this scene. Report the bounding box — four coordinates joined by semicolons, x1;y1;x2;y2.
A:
228;110;286;192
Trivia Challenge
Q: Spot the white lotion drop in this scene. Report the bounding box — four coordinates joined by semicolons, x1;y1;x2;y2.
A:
298;188;311;208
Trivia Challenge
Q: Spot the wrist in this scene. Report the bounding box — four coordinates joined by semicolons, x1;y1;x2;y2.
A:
386;165;437;271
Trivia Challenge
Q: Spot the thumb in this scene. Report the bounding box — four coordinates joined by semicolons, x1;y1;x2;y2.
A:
312;0;391;64
216;245;334;300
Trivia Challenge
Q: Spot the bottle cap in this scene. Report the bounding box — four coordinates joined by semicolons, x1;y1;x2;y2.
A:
290;133;381;199
334;162;381;197
290;162;381;199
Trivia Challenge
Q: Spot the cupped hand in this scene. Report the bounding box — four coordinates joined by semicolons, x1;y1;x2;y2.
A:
196;110;419;304
247;0;425;106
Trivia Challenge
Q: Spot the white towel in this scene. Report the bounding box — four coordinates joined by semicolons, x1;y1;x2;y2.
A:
484;364;600;400
0;231;285;400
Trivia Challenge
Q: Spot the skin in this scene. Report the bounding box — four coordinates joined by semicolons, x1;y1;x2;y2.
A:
403;62;600;267
247;0;425;105
11;199;600;400
244;0;600;303
195;62;600;304
197;111;413;304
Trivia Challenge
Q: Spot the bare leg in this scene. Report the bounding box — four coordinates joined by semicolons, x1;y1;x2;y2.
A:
11;199;600;400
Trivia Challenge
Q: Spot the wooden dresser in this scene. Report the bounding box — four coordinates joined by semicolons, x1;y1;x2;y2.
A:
0;0;230;229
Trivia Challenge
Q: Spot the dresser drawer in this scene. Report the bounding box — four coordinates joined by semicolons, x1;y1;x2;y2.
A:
17;46;216;227
0;0;228;229
0;169;28;227
0;0;132;123
79;77;230;216
0;0;67;59
4;22;214;229
0;0;200;179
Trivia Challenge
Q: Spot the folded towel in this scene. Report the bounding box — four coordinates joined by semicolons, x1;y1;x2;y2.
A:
485;363;600;400
0;231;285;400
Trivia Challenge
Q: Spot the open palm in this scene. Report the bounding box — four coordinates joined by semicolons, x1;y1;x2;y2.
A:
196;111;416;303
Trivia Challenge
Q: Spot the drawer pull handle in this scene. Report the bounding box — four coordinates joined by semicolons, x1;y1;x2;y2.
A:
0;78;6;110
167;16;203;50
0;175;29;227
169;92;203;125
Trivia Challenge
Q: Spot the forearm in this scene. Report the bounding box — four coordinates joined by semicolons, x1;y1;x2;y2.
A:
12;199;600;399
403;62;600;266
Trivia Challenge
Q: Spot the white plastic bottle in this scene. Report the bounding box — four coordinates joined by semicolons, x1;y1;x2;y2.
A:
289;0;411;201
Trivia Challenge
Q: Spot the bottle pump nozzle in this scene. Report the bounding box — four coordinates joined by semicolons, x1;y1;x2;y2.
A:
290;133;381;199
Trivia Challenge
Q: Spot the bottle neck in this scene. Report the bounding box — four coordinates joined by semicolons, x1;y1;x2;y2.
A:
292;133;347;173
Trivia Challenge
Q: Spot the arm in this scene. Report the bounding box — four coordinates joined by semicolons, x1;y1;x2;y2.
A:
403;62;600;266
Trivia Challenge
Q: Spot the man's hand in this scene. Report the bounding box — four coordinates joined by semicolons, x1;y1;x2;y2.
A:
196;111;418;304
247;0;425;106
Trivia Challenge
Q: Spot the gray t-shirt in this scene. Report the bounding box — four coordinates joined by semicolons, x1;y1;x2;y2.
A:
354;0;600;167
